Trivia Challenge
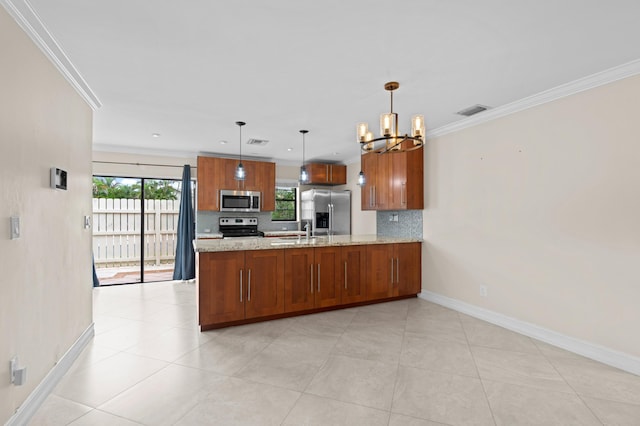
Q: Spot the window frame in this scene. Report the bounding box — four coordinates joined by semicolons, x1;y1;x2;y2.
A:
271;185;298;222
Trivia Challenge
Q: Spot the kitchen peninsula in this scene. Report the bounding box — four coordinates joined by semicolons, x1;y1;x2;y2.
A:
194;235;421;330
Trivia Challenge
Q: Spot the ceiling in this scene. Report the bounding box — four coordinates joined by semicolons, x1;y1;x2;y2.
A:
24;0;640;165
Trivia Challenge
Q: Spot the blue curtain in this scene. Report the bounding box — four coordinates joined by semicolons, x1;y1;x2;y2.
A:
92;254;100;287
173;165;196;280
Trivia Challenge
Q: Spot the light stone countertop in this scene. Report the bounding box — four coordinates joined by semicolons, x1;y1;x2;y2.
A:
193;234;422;252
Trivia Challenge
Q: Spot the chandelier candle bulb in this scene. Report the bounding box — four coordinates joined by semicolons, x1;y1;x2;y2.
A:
412;114;424;137
357;123;369;142
380;113;395;137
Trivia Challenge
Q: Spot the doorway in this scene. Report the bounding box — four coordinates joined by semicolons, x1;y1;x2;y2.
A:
92;176;189;285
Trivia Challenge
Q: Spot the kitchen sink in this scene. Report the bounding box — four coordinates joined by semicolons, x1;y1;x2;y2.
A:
269;237;317;246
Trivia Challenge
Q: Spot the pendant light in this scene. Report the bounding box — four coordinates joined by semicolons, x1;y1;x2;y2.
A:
357;170;366;186
235;121;246;180
299;129;309;184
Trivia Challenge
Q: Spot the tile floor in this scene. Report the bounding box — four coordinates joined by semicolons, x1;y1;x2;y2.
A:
29;281;640;425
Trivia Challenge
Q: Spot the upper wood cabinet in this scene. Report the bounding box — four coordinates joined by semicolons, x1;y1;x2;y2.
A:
306;163;347;185
360;148;423;211
197;156;223;211
196;156;276;211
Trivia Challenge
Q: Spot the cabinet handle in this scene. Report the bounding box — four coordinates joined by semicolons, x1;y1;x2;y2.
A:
216;189;219;209
317;264;321;293
248;269;251;302
373;186;376;206
396;258;400;283
391;258;394;285
310;264;314;293
330;165;333;182
401;183;406;205
369;187;373;207
240;269;243;302
344;261;348;289
326;164;329;182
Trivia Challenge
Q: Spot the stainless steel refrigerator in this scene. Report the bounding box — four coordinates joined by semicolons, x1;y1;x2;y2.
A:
301;189;351;236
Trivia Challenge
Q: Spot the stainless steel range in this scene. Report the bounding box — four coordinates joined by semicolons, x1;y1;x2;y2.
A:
219;217;264;238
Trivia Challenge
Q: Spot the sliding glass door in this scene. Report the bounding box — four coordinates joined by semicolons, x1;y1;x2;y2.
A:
92;176;187;285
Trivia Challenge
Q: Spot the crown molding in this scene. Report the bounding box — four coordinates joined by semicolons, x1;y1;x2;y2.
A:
427;58;640;139
2;0;101;110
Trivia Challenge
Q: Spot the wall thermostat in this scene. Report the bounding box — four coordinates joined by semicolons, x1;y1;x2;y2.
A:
50;167;67;190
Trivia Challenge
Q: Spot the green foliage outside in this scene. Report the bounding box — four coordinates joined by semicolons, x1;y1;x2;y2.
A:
272;187;296;221
92;177;179;200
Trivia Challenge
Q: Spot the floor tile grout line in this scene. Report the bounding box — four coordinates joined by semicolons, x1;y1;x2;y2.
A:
458;310;499;426
540;347;607;425
388;302;410;425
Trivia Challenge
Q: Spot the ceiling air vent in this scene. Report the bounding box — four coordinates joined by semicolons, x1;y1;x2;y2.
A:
456;104;491;117
246;138;269;146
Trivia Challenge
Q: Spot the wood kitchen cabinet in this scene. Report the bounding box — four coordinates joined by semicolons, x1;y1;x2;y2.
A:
284;246;341;312
197;249;284;326
339;245;367;304
306;163;347;185
360;149;423;211
198;251;245;324
244;249;284;318
197;156;223;211
196;156;276;211
366;242;421;300
197;239;421;329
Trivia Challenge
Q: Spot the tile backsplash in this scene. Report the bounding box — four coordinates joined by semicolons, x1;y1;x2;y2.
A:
197;209;423;238
376;210;423;239
196;211;300;234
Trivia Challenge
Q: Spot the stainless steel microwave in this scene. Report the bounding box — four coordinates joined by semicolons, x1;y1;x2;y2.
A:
220;190;261;212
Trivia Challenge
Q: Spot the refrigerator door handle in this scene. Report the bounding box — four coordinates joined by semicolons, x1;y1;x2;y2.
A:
329;204;333;235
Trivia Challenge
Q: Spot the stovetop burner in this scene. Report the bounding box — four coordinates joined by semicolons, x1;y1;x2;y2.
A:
219;217;264;238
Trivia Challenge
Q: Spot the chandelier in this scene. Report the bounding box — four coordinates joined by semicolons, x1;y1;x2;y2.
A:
356;81;425;153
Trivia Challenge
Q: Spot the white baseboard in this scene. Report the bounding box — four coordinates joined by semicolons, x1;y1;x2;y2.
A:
419;291;640;376
6;323;95;426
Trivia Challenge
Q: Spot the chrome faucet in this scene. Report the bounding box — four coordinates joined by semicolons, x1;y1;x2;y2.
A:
304;222;310;241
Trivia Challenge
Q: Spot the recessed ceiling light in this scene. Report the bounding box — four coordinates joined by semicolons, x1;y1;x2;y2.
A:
220;140;228;145
333;152;340;155
287;147;293;152
152;133;161;138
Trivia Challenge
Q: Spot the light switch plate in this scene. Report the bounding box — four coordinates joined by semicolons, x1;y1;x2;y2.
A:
10;216;20;239
84;215;91;229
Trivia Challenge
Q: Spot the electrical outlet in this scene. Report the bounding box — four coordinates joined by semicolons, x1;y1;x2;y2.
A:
479;285;488;297
10;216;20;239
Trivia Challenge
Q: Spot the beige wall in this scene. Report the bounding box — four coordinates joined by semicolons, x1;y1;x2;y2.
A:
0;7;93;422
423;74;640;357
345;162;376;235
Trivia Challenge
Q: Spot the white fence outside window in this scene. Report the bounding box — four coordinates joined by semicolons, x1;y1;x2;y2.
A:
92;198;180;267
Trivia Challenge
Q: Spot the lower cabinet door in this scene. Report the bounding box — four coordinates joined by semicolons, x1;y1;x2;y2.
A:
340;245;367;304
366;244;394;300
198;251;245;325
284;248;315;312
244;249;285;319
314;247;341;308
395;242;422;296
